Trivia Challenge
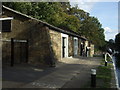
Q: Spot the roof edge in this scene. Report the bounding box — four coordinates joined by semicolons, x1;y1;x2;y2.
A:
2;5;87;40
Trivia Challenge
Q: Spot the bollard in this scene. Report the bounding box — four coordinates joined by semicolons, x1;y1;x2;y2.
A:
91;69;96;87
105;61;107;66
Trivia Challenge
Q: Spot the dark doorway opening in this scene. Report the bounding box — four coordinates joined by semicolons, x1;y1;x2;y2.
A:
62;37;66;58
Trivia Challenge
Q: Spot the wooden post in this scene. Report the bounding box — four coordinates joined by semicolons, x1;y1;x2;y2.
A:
26;40;28;63
11;38;14;67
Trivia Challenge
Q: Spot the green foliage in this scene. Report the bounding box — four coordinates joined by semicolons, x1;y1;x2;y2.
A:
96;59;113;88
97;66;112;88
115;33;120;52
3;2;106;50
58;14;81;32
80;16;105;47
68;5;106;48
3;2;81;32
105;39;115;52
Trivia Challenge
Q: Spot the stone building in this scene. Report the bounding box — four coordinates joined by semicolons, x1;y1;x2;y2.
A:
1;6;94;66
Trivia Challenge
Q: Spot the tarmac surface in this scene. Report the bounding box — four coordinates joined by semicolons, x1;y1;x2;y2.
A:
2;57;102;88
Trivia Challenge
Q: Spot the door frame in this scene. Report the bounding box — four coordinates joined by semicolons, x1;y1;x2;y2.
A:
61;33;68;58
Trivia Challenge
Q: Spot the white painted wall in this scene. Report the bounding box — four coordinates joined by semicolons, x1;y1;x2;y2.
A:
61;33;68;58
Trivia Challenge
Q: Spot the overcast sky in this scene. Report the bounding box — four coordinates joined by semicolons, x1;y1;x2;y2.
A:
70;0;119;41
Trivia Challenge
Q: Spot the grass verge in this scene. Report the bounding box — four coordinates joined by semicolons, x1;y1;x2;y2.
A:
83;57;113;88
96;62;112;88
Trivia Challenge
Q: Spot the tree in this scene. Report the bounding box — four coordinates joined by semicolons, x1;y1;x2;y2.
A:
66;5;105;48
3;2;106;51
115;33;120;52
80;16;105;47
3;2;81;32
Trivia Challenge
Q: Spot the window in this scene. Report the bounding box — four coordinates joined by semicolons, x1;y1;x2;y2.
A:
2;20;12;32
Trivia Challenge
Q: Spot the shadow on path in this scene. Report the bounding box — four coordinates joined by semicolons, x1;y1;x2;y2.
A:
2;57;102;88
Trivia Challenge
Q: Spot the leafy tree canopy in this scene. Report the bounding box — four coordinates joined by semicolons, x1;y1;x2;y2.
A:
3;2;106;49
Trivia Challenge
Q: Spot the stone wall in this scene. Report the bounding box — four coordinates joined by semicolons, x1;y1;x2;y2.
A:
78;38;81;56
90;43;94;57
49;29;61;61
68;36;84;57
68;35;74;57
2;8;55;65
2;7;95;65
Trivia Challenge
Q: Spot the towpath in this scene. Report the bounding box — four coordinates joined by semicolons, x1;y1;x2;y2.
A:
3;57;102;88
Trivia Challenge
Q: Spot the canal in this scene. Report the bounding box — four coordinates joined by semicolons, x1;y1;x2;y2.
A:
113;53;120;87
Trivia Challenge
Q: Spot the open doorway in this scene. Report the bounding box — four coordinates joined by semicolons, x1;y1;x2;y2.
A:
61;34;68;58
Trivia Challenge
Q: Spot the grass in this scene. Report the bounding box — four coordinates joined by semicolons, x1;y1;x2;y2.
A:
93;54;103;57
96;63;112;88
83;56;113;88
96;54;113;88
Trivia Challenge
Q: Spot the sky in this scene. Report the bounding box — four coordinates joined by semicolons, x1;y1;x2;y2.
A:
70;1;119;41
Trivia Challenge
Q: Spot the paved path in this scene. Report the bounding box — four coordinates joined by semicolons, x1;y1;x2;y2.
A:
3;57;102;88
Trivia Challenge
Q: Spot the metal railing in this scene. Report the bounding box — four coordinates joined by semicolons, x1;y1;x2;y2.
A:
105;52;119;89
